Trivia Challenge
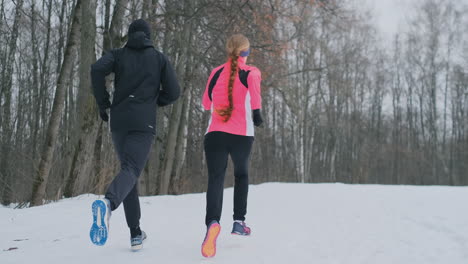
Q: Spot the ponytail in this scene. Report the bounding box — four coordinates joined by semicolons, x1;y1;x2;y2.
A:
216;54;238;122
215;34;250;122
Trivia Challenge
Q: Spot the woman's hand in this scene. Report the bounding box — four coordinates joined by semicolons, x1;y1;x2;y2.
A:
252;109;263;127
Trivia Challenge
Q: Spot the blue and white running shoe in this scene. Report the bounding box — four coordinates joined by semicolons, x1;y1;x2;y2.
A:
131;231;147;251
90;198;111;246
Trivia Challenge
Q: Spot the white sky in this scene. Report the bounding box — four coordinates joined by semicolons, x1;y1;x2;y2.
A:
360;0;419;40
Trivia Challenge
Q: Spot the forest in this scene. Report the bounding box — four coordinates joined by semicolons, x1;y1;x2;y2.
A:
0;0;467;206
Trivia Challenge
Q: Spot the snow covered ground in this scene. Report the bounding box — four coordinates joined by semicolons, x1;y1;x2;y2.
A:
1;183;467;264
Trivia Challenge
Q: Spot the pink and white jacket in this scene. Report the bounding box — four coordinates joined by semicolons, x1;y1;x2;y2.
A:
202;57;262;136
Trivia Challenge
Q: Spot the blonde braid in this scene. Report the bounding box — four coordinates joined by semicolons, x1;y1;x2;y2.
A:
215;34;250;122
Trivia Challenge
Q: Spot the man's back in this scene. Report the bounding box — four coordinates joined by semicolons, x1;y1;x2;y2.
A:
91;19;180;133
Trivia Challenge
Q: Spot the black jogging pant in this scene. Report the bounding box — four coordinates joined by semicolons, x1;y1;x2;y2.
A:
204;131;254;226
105;130;154;229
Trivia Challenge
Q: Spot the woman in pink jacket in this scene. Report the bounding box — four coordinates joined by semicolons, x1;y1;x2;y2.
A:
201;34;263;258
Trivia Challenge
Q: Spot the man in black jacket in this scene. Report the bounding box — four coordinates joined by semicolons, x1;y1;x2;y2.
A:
89;19;180;250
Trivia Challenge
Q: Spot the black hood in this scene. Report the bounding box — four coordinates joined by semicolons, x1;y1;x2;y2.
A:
126;19;153;50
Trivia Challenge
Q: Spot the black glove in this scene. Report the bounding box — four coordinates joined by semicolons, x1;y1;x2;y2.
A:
252;109;263;127
99;107;109;122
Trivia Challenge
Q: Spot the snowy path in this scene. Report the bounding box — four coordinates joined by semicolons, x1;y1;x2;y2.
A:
1;183;467;264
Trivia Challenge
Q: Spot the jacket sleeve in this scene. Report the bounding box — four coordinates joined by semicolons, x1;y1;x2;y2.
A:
248;68;262;110
202;69;216;111
90;51;115;110
157;54;180;107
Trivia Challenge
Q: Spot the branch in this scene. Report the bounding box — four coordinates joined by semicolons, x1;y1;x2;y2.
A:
280;68;324;78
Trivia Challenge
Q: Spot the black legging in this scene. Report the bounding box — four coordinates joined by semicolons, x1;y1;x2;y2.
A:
204;131;254;226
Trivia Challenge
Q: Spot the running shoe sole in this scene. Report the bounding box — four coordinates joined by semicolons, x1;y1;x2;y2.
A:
90;199;109;246
131;243;143;251
201;223;221;258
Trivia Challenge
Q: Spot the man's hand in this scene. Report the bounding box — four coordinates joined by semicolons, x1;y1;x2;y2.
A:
99;108;109;122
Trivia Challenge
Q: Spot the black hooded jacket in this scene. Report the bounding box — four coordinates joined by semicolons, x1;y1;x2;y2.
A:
91;19;180;133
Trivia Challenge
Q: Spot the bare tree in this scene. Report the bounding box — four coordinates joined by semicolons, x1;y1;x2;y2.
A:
1;0;24;205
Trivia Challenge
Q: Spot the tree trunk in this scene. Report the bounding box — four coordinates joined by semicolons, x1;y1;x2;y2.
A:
63;0;98;197
158;100;184;195
29;0;43;187
56;0;67;74
169;79;192;194
104;0;129;50
30;0;82;206
158;0;191;194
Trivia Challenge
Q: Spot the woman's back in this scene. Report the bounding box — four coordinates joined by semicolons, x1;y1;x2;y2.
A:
202;57;262;136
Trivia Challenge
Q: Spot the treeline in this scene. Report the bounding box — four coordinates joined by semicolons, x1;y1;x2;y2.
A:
0;0;466;206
